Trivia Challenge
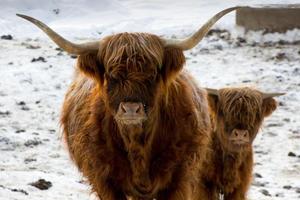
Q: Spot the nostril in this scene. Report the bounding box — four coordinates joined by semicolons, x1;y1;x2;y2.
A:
121;103;127;113
235;131;238;137
135;105;141;114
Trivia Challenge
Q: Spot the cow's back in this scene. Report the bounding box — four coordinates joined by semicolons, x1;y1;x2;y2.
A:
177;71;211;131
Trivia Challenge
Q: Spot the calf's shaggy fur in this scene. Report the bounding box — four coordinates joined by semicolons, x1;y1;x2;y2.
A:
197;87;279;200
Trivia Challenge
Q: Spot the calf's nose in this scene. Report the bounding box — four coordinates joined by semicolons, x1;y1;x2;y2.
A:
231;129;250;142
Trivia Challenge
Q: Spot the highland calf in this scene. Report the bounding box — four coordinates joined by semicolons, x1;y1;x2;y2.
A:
17;7;240;200
198;87;284;200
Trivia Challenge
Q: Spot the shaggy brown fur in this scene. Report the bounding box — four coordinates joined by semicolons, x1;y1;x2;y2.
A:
61;33;211;200
197;87;278;200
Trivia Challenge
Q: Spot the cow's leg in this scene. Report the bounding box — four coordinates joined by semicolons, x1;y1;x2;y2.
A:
156;187;191;200
93;180;127;200
130;197;153;200
194;182;218;200
224;191;246;200
156;177;192;200
223;178;249;200
223;185;248;200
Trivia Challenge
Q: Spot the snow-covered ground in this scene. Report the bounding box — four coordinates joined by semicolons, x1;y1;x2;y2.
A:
0;0;300;200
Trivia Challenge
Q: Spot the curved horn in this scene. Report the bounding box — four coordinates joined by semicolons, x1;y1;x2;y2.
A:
205;88;219;96
162;6;241;50
16;14;99;55
262;92;285;99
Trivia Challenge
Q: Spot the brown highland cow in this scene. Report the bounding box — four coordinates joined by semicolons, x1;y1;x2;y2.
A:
197;87;284;200
17;7;240;200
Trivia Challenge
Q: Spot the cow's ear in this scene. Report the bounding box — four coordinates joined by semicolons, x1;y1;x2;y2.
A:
262;97;277;117
161;47;185;84
207;93;219;114
77;53;105;84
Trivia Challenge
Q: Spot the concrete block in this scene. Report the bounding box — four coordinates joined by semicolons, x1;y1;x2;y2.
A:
236;4;300;32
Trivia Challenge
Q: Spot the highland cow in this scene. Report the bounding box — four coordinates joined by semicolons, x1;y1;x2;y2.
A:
17;7;239;200
197;87;284;200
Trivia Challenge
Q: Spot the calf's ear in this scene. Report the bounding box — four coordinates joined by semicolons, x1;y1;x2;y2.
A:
207;93;219;114
207;92;219;131
161;47;185;84
262;98;277;117
205;88;219;114
77;53;105;84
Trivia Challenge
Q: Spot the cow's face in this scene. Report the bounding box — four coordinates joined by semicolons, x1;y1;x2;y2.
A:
102;34;162;125
78;33;185;126
208;88;277;152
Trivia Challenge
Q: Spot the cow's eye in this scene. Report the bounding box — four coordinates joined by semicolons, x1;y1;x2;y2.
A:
143;103;148;112
107;76;119;91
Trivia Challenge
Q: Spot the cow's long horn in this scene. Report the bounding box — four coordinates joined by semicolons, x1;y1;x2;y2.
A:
262;92;285;99
16;14;99;55
205;88;219;96
162;6;241;50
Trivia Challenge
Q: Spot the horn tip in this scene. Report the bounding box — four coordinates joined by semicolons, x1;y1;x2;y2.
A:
273;92;286;97
16;13;25;17
16;13;30;20
263;92;286;99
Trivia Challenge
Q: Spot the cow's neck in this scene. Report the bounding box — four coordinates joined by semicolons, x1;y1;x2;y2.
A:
211;130;247;190
117;122;153;187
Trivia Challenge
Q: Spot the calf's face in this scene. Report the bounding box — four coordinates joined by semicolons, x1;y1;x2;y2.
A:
208;88;278;152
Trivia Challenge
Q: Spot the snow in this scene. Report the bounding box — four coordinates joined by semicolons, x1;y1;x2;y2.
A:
0;0;300;200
